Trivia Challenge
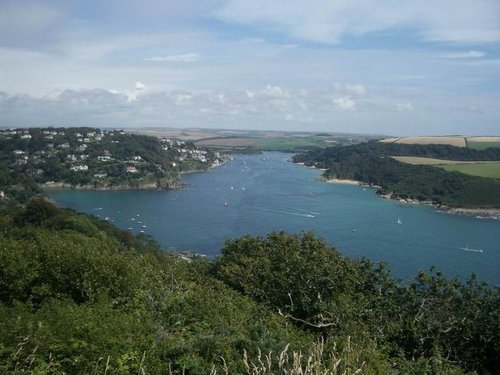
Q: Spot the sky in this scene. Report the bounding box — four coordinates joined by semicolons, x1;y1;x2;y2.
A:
1;0;500;136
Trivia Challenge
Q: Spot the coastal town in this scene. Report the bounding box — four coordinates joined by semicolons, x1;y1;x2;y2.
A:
0;127;226;202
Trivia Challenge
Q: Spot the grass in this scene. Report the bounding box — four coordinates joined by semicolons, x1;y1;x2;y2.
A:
393;156;500;179
438;162;500;179
196;136;337;152
380;136;467;147
467;141;500;150
391;156;474;165
255;137;333;151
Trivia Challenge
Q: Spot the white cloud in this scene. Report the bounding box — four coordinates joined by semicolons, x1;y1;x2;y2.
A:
214;0;500;44
145;53;200;62
333;96;356;111
397;102;414;112
1;86;499;135
334;83;367;96
261;85;290;99
439;50;486;59
135;81;146;91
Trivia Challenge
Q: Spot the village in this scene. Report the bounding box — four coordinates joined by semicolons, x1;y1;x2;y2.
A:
0;127;225;196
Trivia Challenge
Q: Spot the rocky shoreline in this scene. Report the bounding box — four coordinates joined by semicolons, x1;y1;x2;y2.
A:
41;180;182;191
320;175;500;219
378;191;500;219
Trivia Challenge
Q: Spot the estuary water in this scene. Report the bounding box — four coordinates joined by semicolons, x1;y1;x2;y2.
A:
49;152;500;285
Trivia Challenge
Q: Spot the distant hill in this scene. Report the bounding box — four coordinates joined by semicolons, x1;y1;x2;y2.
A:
127;127;379;153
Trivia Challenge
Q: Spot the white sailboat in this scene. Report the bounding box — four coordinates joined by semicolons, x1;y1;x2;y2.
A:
397;218;402;225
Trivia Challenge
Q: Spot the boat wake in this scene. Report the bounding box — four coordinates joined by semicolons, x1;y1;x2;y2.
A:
252;206;315;218
296;208;320;215
459;245;484;253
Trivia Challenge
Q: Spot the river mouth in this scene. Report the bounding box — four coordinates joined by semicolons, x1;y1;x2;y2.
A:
49;152;500;286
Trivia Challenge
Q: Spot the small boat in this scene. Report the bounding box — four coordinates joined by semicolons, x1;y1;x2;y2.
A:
397;218;402;225
224;201;229;207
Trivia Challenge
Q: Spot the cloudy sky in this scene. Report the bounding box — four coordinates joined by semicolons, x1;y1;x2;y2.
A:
1;0;499;135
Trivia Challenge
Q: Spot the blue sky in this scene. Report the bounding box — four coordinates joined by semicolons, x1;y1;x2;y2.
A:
1;0;499;135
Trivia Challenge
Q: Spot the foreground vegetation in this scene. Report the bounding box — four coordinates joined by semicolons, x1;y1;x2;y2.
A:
1;198;498;374
294;142;500;208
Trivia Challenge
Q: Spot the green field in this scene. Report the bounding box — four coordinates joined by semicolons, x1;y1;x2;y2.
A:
438;162;500;179
196;136;348;152
255;136;335;151
467;141;500;150
393;156;500;179
392;156;471;165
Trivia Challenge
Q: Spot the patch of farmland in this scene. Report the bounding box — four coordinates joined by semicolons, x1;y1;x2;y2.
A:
391;156;486;165
379;137;400;143
195;138;259;147
384;136;467;147
467;137;500;150
393;156;500;179
439;162;500;179
467;136;500;143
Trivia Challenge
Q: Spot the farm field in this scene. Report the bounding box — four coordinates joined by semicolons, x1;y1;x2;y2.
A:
255;136;335;151
127;127;375;152
468;141;500;150
393;156;500;179
381;136;500;150
392;156;477;165
195;137;259;148
195;136;336;151
380;136;467;147
438;162;500;179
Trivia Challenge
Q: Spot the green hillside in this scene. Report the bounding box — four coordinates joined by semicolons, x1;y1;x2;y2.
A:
294;142;500;208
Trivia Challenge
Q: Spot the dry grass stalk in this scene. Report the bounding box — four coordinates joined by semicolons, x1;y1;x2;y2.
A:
240;338;365;375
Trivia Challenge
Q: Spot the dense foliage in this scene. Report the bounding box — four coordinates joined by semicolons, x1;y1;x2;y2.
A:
0;199;310;374
293;142;500;208
1;200;498;373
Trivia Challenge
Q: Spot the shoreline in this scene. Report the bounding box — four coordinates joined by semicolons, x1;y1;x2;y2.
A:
297;163;500;219
323;177;361;185
318;175;382;189
40;181;182;191
379;192;500;219
39;161;228;192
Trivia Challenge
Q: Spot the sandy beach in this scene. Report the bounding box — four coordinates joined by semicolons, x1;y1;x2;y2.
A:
324;178;361;185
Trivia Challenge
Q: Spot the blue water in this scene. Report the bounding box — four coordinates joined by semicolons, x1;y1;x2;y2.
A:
49;152;500;285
